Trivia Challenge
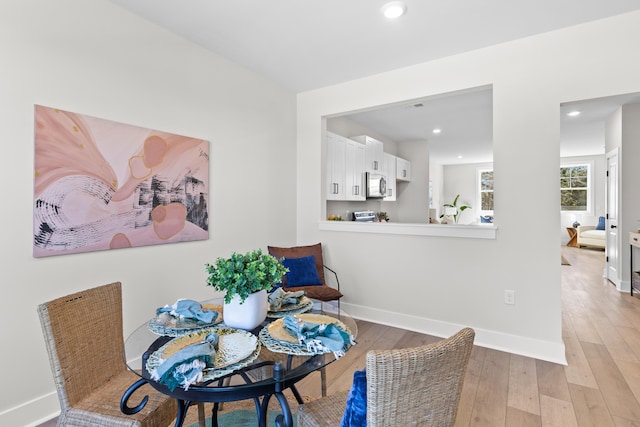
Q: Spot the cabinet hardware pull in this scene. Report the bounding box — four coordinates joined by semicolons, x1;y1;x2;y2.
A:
373;160;378;170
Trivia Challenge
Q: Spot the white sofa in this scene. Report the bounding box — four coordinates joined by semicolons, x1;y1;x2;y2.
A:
577;225;605;248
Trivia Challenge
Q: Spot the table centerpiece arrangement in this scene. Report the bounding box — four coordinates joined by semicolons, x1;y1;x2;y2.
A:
205;249;288;330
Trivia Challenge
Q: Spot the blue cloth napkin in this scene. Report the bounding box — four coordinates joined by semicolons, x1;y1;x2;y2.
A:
156;299;217;324
268;288;306;311
150;332;219;391
282;315;354;358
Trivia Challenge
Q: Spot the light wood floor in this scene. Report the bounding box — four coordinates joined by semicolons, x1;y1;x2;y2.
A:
39;247;640;426
294;246;640;426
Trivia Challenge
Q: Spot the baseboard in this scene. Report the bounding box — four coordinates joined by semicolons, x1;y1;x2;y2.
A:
342;302;567;365
0;390;59;427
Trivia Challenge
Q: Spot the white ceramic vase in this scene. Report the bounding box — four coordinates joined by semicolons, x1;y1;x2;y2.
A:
223;289;268;330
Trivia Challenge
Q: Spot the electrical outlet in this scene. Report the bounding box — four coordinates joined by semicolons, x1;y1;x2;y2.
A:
504;290;515;305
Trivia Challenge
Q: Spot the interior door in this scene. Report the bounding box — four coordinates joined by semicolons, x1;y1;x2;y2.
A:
606;148;620;287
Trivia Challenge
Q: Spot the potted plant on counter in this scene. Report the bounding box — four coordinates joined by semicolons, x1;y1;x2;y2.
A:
205;249;288;330
440;194;471;224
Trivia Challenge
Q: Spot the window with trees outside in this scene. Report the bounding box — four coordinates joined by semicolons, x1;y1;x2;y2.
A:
478;169;494;214
561;164;590;211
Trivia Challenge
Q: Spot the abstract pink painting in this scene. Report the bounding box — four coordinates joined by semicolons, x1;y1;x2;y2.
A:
33;105;209;257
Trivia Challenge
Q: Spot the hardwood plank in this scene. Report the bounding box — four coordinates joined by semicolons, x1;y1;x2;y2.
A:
468;348;510;426
590;312;639;363
562;312;578;339
612;415;640;426
618;325;640;361
568;383;615;427
393;328;442;349
454;346;487;427
536;359;571;401
562;334;599;389
539;395;578;427
569;312;603;344
614;360;640;408
508;354;541;415
505;406;541;427
581;341;640;421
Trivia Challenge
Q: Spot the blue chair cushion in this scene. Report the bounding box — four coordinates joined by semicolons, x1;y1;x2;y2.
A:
596;216;605;230
340;369;367;427
282;255;322;287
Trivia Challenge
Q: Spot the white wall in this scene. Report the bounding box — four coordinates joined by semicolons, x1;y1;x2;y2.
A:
0;1;296;425
620;104;640;289
395;141;430;223
297;11;640;368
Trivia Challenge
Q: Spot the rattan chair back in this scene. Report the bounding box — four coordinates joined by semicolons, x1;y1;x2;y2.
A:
38;282;175;426
366;327;475;426
297;327;475;427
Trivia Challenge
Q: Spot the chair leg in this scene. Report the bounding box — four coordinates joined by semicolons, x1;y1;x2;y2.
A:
218;376;231;410
320;367;327;397
197;402;206;427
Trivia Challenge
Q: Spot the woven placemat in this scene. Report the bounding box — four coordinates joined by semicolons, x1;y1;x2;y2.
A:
267;297;313;318
148;304;224;337
259;314;352;356
146;327;261;381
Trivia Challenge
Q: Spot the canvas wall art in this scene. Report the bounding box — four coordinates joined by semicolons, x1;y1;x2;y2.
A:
33;105;209;257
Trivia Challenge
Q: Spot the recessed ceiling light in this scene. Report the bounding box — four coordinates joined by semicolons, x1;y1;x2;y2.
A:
432;128;442;134
381;1;407;19
457;155;463;159
567;111;581;117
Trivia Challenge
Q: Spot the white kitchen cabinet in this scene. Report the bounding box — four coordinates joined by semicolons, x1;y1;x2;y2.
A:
326;132;365;201
350;135;384;173
384;152;396;201
326;132;345;200
396;156;411;181
345;139;366;201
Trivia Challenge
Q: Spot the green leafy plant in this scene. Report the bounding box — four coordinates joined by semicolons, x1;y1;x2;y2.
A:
205;249;288;304
376;212;389;222
440;194;471;224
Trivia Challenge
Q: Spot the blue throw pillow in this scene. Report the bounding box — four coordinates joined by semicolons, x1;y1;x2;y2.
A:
282;255;322;287
340;369;367;427
596;216;605;230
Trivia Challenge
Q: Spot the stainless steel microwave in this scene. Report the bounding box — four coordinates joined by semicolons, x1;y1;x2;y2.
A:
366;173;387;198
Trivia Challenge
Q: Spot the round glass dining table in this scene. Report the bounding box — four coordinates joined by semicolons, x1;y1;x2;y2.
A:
121;299;357;427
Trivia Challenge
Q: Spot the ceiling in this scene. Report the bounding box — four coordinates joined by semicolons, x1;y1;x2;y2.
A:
108;1;640;164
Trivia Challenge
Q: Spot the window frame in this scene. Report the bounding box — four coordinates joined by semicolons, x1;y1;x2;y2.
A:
477;167;494;217
560;161;593;214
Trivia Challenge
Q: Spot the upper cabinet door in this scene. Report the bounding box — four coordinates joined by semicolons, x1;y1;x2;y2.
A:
384;152;396;201
351;135;384;173
396;156;411;182
345;139;366;201
327;132;366;201
326;132;346;200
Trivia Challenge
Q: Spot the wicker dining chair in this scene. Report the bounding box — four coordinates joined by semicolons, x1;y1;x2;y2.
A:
37;282;176;426
267;243;343;306
297;327;475;427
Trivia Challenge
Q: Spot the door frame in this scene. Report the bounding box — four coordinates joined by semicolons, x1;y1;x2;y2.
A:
606;147;622;289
